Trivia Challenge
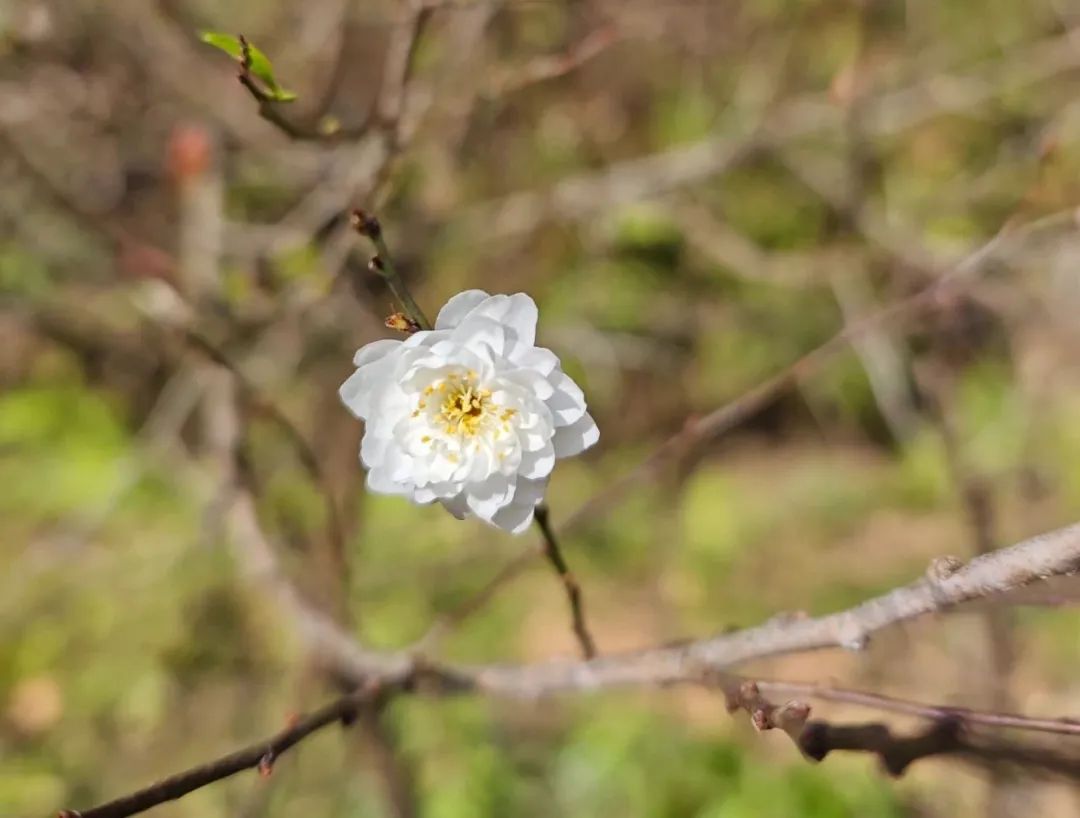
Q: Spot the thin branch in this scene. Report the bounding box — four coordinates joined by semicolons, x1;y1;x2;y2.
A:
798;720;1080;779
413;544;538;654
717;679;1080;779
233;34;367;142
60;521;1080;817
482;22;619;98
560;207;1078;534
751;679;1080;737
534;504;598;659
163;323;349;576
68;660;1080;818
422;208;1075;634
350;209;433;330
60;685;381;818
454;28;1080;240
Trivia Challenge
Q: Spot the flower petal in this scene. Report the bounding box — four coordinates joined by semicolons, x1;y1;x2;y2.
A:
440;493;469;519
490;476;547;533
467;293;538;347
465;473;514;521
509;345;559;375
435;290;491;330
519;441;555;479
340;341;401;419
552;411;599;458
353;338;401;368
366;467;410;496
544;369;587;426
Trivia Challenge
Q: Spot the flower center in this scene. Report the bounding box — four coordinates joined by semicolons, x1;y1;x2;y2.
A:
439;380;490;436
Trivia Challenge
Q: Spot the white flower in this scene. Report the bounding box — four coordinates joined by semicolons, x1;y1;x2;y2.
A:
340;290;599;533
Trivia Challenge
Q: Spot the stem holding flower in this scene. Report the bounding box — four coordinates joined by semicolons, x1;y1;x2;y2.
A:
534;504;598;658
351;209;433;331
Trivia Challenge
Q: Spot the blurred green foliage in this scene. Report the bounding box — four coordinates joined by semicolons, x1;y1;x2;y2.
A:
4;0;1080;816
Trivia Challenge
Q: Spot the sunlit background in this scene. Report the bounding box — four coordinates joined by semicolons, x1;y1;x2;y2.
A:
3;0;1080;816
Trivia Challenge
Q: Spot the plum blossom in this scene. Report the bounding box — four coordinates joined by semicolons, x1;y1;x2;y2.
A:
339;290;599;533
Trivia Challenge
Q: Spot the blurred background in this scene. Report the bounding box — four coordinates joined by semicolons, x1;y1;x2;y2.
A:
3;0;1080;816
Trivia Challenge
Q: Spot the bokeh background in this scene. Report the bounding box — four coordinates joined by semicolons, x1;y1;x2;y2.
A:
3;0;1080;816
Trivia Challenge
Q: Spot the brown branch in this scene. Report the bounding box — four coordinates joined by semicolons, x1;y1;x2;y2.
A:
161;324;349;577
560;207;1077;534
718;678;1080;779
462;520;1080;698
425;208;1076;635
454;28;1080;241
358;703;421;818
751;680;1080;737
60;521;1080;817
60;685;381;818
232;34;367;142
257;518;1080;699
798;720;1080;779
413;544;538;654
482;22;619;98
350;209;432;330
534;504;598;659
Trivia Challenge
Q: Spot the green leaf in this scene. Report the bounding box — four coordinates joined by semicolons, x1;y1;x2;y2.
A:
199;31;297;103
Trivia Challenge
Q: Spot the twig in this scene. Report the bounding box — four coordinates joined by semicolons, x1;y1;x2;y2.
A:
412;545;538;655
240;516;1080;699
751;679;1080;737
482;22;619;98
350;209;432;330
59;685;381;818
358;703;421;818
798;720;1080;779
560;207;1077;534
454;28;1080;241
59;521;1080;817
168;325;349;574
233;34;367;142
717;678;1080;779
534;504;598;659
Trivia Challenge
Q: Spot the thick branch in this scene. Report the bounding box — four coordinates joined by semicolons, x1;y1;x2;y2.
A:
62;522;1080;817
264;520;1080;698
467;521;1080;696
799;720;1080;779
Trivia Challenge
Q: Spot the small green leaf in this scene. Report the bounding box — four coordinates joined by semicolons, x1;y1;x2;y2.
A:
199;31;297;103
199;31;243;58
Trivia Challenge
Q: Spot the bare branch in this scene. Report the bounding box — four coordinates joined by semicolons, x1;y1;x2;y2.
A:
751;679;1080;737
454;28;1080;240
534;504;598;659
59;520;1080;817
560;208;1078;534
716;678;1080;778
798;720;1080;779
350;209;432;330
482;22;619;98
60;685;381;818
